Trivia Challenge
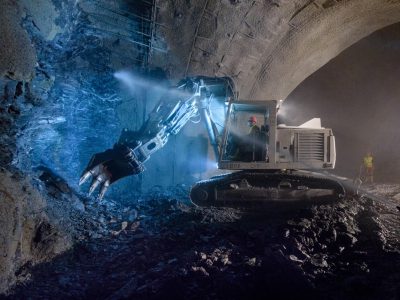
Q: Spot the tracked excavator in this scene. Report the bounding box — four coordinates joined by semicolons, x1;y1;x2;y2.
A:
79;76;345;206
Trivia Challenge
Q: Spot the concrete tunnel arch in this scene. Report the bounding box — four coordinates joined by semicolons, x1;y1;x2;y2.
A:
157;0;400;100
246;0;400;100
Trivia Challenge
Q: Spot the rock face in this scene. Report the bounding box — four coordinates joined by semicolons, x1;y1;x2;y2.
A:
0;1;36;81
0;169;71;293
0;1;75;293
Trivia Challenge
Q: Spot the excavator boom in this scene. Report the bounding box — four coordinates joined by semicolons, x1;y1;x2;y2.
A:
79;76;234;199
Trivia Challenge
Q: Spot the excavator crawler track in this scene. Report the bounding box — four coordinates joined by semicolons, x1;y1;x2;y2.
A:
190;171;345;208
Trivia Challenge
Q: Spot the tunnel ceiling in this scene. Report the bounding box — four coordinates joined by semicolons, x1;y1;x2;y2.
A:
154;0;400;100
3;0;400;99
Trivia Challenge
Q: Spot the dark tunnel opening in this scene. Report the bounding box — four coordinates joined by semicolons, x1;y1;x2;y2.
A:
285;21;400;183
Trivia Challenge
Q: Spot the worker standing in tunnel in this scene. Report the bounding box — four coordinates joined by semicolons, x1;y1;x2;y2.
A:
362;151;374;183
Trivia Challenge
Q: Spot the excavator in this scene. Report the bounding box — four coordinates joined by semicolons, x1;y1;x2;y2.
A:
79;76;345;206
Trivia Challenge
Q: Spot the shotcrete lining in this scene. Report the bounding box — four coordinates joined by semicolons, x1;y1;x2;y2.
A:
155;0;400;100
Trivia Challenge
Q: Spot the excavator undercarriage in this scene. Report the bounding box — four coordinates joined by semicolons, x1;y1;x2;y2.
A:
190;170;346;207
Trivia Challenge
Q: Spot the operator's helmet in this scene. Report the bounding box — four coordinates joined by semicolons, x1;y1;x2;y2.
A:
248;116;257;124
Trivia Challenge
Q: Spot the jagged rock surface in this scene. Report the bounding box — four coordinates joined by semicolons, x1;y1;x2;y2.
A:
5;184;400;300
0;169;71;293
0;1;36;81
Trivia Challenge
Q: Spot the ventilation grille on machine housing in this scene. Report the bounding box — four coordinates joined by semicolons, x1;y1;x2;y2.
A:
297;133;325;161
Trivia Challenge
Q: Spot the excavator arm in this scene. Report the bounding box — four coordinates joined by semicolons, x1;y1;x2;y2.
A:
79;76;235;199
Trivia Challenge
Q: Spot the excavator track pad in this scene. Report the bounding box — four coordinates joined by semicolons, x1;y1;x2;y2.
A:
190;171;345;208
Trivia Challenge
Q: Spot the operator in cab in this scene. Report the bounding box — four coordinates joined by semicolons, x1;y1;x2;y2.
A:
248;116;260;136
246;116;262;161
226;115;262;162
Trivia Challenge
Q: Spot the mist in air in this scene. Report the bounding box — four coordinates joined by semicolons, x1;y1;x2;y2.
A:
114;70;190;99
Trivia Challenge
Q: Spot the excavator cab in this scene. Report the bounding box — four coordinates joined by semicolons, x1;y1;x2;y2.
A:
219;100;275;166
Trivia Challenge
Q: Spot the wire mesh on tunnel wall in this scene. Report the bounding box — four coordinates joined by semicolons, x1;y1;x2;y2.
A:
14;0;166;201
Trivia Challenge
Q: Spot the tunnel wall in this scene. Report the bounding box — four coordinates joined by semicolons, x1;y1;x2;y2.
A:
0;0;212;200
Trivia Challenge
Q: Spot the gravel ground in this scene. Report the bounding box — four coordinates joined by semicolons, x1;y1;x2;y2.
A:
3;173;400;300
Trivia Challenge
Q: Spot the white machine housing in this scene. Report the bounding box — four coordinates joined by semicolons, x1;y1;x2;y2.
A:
218;100;336;170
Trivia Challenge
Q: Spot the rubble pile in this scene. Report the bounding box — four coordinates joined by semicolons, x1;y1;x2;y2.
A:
5;178;400;300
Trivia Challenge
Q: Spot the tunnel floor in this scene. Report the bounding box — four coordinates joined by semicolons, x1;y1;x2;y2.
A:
4;172;400;300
